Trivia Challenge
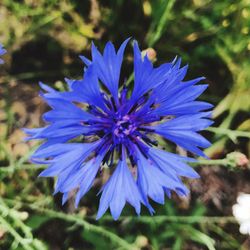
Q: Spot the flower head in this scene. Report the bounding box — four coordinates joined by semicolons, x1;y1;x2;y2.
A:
0;43;6;64
233;193;250;235
25;39;213;220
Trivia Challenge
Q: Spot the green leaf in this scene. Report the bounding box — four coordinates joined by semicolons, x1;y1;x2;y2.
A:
188;228;216;250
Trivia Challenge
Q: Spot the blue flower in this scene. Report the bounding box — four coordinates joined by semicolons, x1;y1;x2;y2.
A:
25;39;213;220
0;43;6;64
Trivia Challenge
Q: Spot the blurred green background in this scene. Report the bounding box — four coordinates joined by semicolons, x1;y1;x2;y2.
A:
0;0;250;249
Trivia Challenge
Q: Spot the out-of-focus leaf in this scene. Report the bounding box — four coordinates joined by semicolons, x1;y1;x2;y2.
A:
188;227;216;250
26;215;51;230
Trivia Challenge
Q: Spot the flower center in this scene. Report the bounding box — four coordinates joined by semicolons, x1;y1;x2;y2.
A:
113;115;136;138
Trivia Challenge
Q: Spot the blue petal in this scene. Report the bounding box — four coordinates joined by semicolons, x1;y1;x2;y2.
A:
38;148;86;177
154;101;213;116
42;98;95;122
96;153;143;220
39;72;106;111
154;128;211;156
74;154;105;207
79;55;91;66
62;192;69;205
136;149;188;205
60;152;106;200
0;44;6;63
59;160;96;194
91;38;130;104
35;141;102;201
70;65;107;111
148;112;212;157
39;81;57;93
32;141;100;160
36;124;91;138
156;112;213;131
155;82;207;106
148;148;200;179
131;41;153;102
64;78;75;89
23;127;45;138
25;121;95;143
151;74;211;116
131;49;189;103
170;84;208;104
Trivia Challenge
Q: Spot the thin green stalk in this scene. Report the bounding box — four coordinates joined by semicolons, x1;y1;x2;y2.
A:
0;198;33;239
102;215;236;224
209;224;240;249
14;145;40;169
0;71;64;82
0;164;45;174
4;198;236;225
125;73;134;86
0;198;35;250
207;127;250;140
48;212;136;250
147;0;176;46
190;159;229;167
4;199;137;250
0;216;34;250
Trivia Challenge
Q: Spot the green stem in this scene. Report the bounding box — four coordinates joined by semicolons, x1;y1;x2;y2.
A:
101;215;236;224
190;159;229;167
4;199;137;250
209;224;239;248
0;164;45;173
0;216;34;250
142;215;235;224
207;127;250;139
147;0;176;46
4;198;236;225
125;73;134;86
0;198;33;239
0;197;36;250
